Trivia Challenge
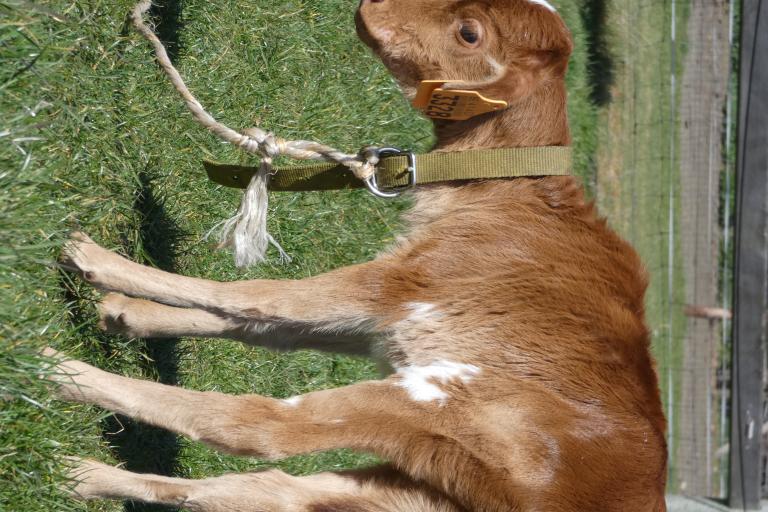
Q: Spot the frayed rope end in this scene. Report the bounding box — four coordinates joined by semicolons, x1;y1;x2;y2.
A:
213;165;291;268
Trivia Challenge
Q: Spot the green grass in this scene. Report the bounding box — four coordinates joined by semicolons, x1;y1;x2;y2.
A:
1;1;596;510
594;0;690;490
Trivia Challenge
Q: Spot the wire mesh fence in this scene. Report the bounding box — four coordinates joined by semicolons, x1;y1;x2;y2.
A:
595;0;737;499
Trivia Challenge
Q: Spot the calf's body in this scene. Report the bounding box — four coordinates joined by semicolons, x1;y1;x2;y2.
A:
49;1;667;510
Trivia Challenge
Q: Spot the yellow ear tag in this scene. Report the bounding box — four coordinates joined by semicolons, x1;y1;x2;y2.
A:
412;80;508;121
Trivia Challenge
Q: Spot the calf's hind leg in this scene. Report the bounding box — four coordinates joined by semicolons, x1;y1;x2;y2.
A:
68;459;459;512
45;349;471;464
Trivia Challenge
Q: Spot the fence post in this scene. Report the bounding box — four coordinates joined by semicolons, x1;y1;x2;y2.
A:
728;0;768;508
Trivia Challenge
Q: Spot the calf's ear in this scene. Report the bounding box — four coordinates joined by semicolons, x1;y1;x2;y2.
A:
468;48;569;105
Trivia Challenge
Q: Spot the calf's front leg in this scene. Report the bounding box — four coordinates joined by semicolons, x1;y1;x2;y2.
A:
62;233;395;353
97;293;242;339
97;293;374;354
62;232;387;327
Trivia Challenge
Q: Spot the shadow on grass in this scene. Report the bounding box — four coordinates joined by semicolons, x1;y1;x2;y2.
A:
58;168;185;512
148;0;185;63
105;169;186;512
112;2;187;508
580;0;615;107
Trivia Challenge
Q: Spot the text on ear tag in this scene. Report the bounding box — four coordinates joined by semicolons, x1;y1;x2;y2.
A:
412;80;508;121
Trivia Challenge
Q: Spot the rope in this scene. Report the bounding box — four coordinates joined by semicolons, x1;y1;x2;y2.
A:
129;0;378;267
129;1;377;179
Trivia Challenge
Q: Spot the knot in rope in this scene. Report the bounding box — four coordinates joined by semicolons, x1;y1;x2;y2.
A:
131;0;389;267
356;160;377;181
357;147;382;181
240;128;283;161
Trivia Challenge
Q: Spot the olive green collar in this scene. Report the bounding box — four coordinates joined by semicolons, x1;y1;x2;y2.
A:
204;146;572;198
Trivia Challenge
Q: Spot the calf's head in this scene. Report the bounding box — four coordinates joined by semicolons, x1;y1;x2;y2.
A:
356;0;573;107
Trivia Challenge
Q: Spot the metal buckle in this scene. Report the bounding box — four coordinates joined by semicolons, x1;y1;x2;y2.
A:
363;147;417;199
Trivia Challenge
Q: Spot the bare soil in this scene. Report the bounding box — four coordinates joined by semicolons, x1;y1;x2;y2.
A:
676;0;732;497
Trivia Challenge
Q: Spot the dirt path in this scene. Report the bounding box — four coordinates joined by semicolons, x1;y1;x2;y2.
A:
676;0;731;497
595;0;733;496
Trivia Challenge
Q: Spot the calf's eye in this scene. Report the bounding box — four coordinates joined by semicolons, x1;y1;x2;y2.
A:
457;20;483;47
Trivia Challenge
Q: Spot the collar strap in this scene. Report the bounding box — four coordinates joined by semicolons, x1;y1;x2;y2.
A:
204;146;572;195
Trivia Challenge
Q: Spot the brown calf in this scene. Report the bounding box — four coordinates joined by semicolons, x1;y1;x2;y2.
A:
48;0;667;510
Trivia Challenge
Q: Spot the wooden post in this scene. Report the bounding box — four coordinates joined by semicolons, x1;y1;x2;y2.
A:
728;0;768;508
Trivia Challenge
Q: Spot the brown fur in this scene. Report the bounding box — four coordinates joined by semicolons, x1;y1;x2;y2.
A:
49;1;667;511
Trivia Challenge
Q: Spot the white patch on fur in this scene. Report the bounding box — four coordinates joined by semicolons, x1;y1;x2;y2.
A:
405;302;443;322
443;57;507;93
395;361;480;405
528;0;557;12
538;431;561;483
282;396;302;407
485;55;506;76
370;26;395;44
